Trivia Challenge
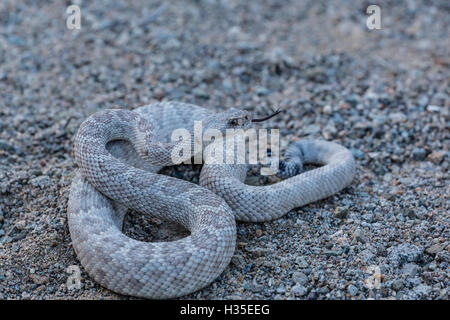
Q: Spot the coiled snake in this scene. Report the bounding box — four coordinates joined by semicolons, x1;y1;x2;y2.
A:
68;102;355;298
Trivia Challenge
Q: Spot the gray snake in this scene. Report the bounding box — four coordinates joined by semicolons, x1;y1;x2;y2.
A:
68;102;355;298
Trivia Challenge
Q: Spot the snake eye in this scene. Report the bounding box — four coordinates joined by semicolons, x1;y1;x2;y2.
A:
229;119;238;126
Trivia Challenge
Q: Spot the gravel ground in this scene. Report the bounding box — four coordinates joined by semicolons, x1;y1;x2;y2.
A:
0;0;449;300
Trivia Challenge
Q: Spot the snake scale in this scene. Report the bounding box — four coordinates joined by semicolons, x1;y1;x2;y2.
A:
68;102;355;298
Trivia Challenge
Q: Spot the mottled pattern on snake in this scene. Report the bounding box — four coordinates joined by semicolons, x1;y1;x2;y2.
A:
68;102;355;298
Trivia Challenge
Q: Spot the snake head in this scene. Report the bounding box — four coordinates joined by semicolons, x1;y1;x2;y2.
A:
203;107;283;133
203;108;252;132
203;108;283;133
224;108;252;129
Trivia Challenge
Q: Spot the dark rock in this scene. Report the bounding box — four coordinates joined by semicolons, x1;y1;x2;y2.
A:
411;148;427;161
391;279;404;291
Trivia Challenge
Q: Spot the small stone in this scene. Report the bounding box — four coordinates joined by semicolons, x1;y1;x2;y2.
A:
351;148;365;160
266;46;294;67
222;77;233;91
359;248;375;263
304;124;321;135
385;193;396;201
391;279;404;291
413;284;432;297
30;176;51;189
295;257;309;268
254;86;269;96
390;112;407;122
362;213;374;223
425;243;445;256
292;271;308;285
402;208;417;219
12;230;27;242
21;292;31;299
347;284;358;296
402;263;420;277
427;151;444;164
335;206;349;219
383;173;393;182
323;249;342;257
427;261;437;271
276;284;286;294
245;247;266;258
436;250;450;263
0;140;16;153
192;87;209;99
245;176;260;186
231;255;245;268
345;95;359;107
368;152;380;159
323;105;332;114
387;244;424;267
411;148;427;161
426;105;441;112
31;170;43;177
318;286;329;294
255;229;263;237
292;284;307;297
29;273;49;285
353;229;367;243
154;88;165;100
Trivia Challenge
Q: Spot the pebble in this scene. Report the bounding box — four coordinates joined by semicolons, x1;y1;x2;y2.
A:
362;213;374;223
411;148;427;161
292;284;308;297
303;124;321;135
295;257;309;268
276;285;286;294
426;151;444;164
323;105;333;114
292;271;308;285
425;243;445;256
401;263;420;277
391;279;405;291
29;274;49;285
347;284;358;297
0;140;16;153
351;149;365;160
324;249;342;257
231;255;245;269
413;284;432;298
358;249;375;263
30;176;51;189
353;229;367;243
426;105;441;112
335;206;349;219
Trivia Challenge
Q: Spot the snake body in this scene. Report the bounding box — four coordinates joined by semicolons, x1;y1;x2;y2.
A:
68;102;355;298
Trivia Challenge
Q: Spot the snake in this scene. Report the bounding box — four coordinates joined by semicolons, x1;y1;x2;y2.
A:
67;102;355;298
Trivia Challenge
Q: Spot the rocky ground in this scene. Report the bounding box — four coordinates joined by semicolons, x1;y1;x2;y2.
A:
0;0;448;300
